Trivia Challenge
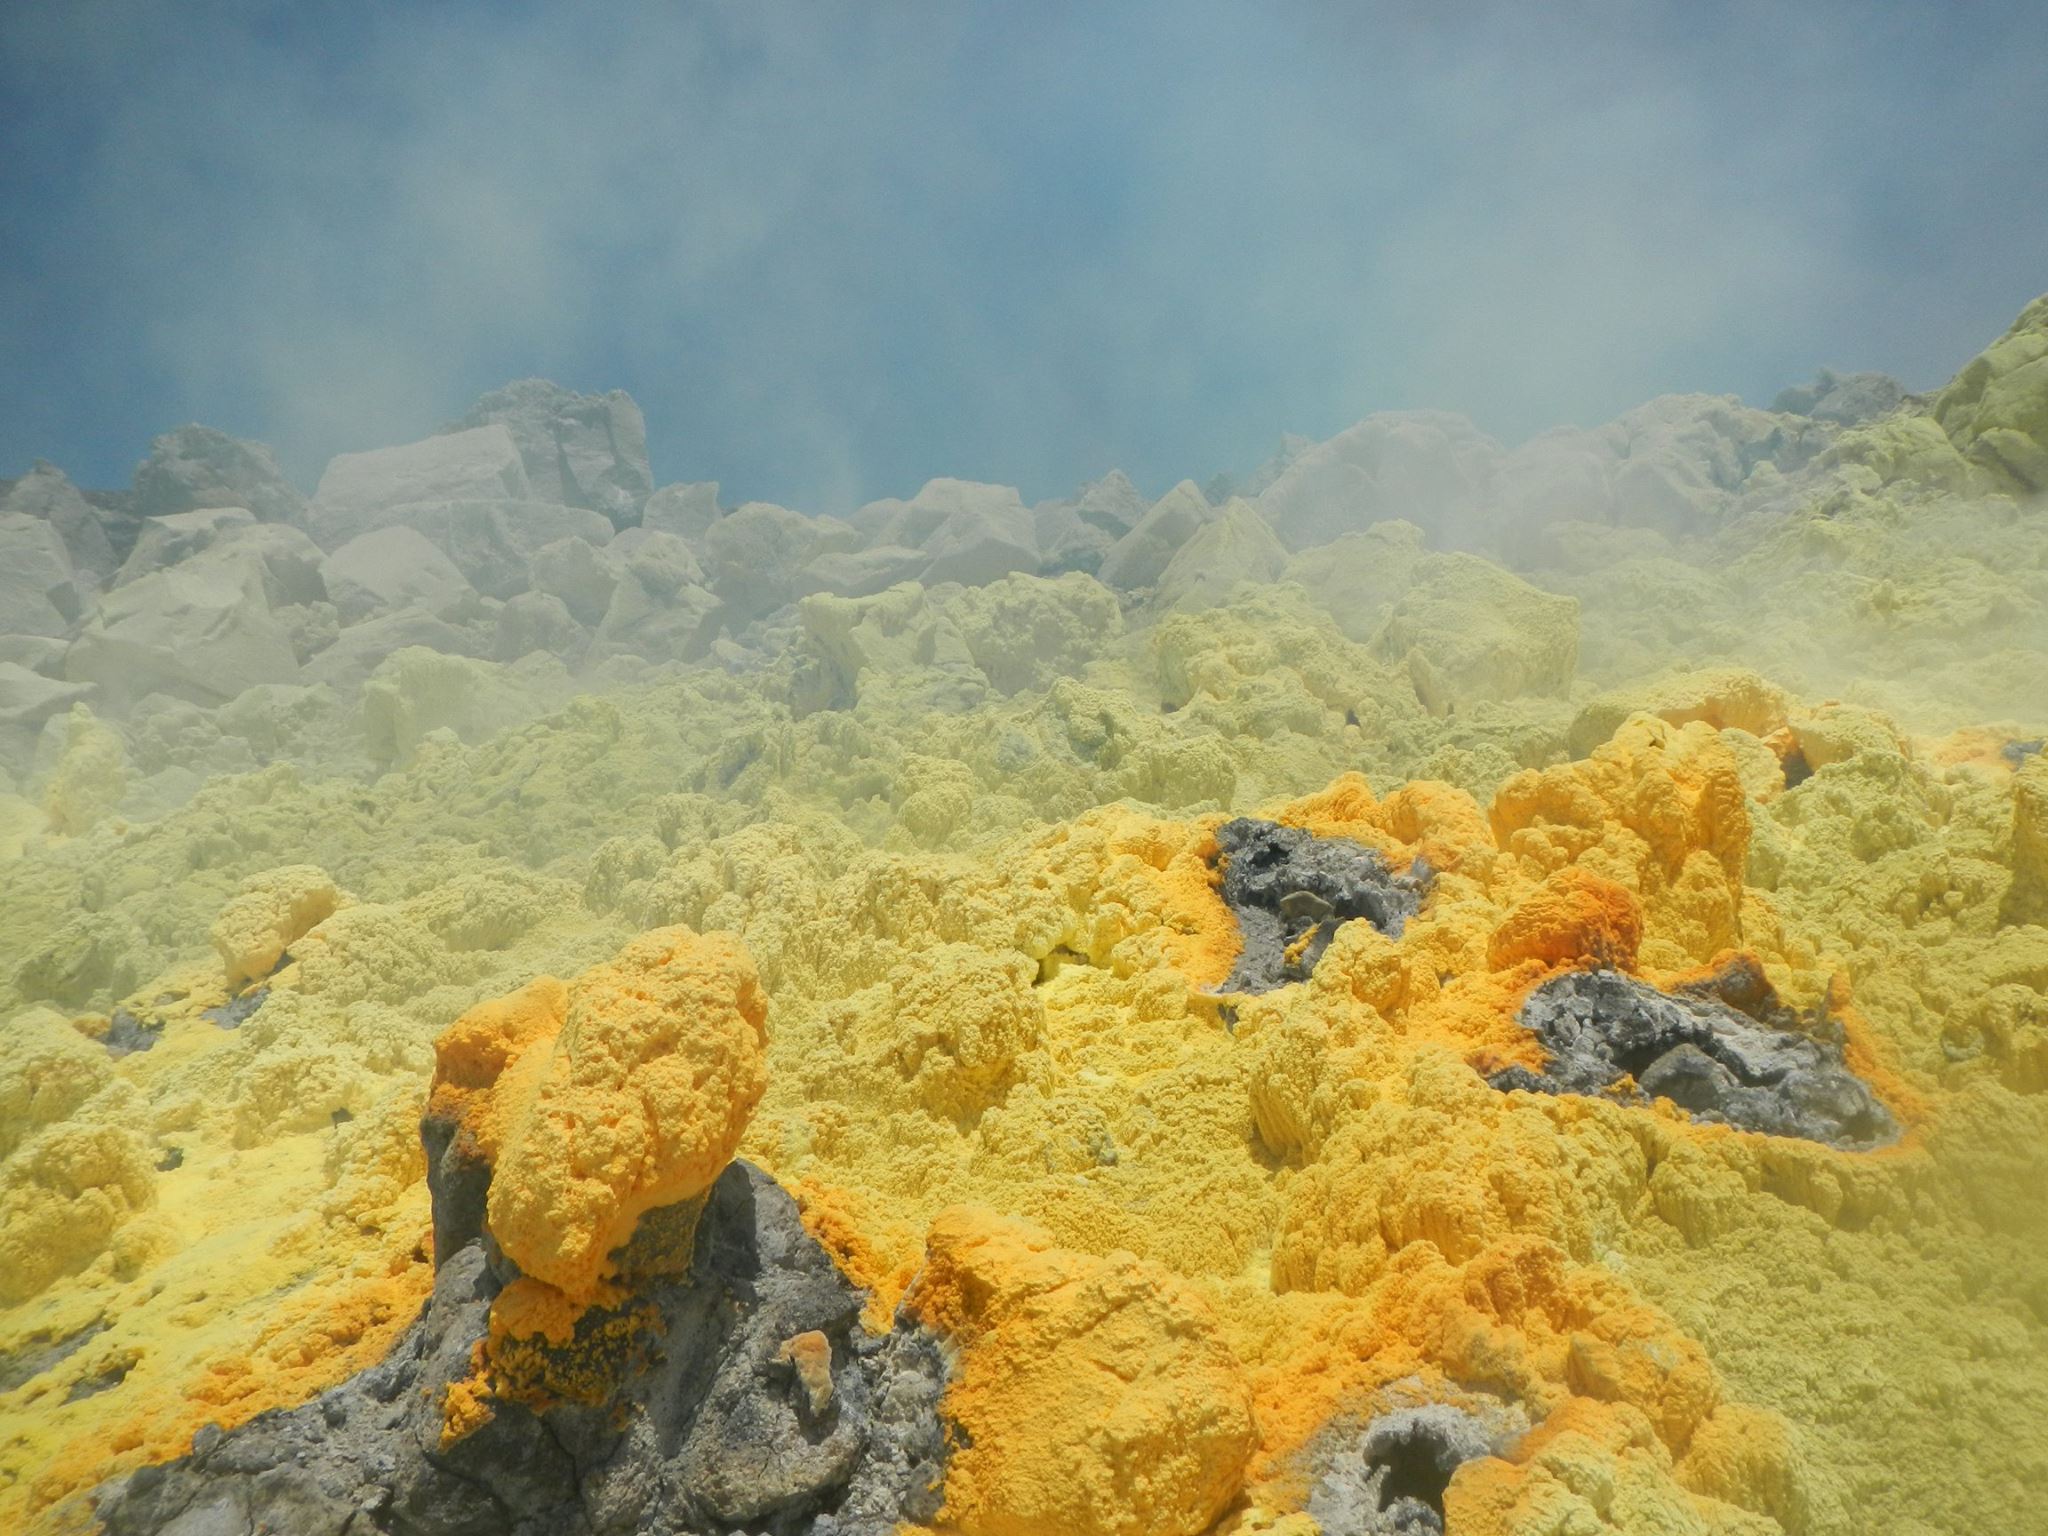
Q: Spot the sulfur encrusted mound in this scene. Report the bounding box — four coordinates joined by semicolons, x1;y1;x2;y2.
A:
906;1206;1258;1536
3;296;2048;1536
209;863;343;989
428;927;768;1304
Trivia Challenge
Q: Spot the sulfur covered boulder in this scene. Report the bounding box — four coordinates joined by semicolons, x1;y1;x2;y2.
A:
948;571;1122;694
1282;519;1429;643
1932;291;2048;493
2011;754;2048;922
210;864;344;989
0;1010;155;1304
359;646;571;769
877;944;1043;1117
905;1207;1257;1536
1368;552;1579;715
425;926;768;1304
1487;866;1643;973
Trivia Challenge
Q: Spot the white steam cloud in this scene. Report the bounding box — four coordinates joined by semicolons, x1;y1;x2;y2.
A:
2;0;2044;510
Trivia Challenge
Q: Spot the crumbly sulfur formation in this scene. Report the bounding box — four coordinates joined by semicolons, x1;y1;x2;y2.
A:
1;300;2046;1535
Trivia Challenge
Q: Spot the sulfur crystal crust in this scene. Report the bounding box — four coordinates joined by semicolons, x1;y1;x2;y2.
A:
0;303;2045;1536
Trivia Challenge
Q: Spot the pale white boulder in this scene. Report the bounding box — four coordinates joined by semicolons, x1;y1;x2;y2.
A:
0;513;79;638
322;526;475;622
1;462;118;580
443;380;652;523
1153;499;1290;612
918;482;1039;588
1096;480;1220;591
797;545;928;600
64;551;299;706
640;481;722;543
306;425;532;547
113;506;257;584
1257;411;1502;553
299;608;484;692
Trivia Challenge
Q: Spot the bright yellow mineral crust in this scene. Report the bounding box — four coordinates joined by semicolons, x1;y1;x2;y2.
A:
2;298;2047;1536
476;926;768;1303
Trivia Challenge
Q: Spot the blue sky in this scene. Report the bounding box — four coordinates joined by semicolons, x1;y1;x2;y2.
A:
3;1;2044;511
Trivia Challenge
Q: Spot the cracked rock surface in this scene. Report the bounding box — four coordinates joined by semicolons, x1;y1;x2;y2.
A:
1213;817;1430;993
1492;962;1900;1149
1306;1399;1526;1536
89;1161;948;1536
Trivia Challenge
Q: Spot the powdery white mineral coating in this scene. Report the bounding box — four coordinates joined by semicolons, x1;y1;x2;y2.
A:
480;927;768;1303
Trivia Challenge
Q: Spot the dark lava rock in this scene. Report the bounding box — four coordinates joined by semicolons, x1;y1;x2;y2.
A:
1213;818;1430;993
1306;1402;1522;1536
1492;963;1899;1149
90;1161;949;1536
200;987;267;1030
0;1319;107;1394
2002;738;2043;769
101;1009;160;1058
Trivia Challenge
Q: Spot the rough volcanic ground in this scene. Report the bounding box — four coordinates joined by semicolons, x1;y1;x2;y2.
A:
1;300;2046;1534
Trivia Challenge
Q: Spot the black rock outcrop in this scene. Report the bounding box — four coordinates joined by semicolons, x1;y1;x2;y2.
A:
1213;818;1430;993
90;1162;948;1536
1490;960;1899;1149
1305;1400;1524;1536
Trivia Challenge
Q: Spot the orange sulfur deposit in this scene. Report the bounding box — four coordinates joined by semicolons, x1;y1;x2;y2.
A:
3;298;2047;1534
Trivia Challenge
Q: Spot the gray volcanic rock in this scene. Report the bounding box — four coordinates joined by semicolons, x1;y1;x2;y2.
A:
307;428;533;548
65;552;301;707
1;461;120;580
1096;480;1219;591
0;512;79;638
113;506;258;585
919;490;1038;588
641;481;723;543
1491;961;1899;1148
132;425;308;526
1072;469;1149;535
528;535;623;626
445;380;654;527
491;591;587;664
1257;412;1498;553
1306;1401;1525;1536
1773;368;1907;426
89;1161;947;1536
1031;502;1114;576
323;527;475;623
1213;818;1431;993
702;503;851;628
